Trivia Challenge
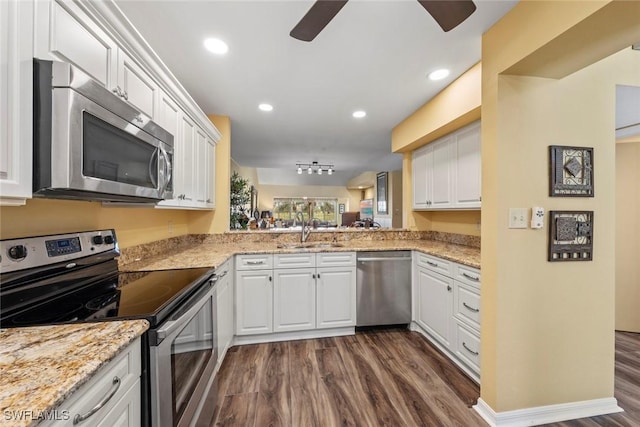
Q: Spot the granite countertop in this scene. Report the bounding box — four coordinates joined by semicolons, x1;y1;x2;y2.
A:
0;320;149;427
120;239;480;272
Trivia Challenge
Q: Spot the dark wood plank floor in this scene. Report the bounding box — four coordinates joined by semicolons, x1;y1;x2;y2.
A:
200;330;640;427
206;329;484;427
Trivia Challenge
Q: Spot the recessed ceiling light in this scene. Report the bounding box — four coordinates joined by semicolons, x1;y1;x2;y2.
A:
352;110;366;118
258;103;273;112
428;69;450;81
204;38;228;55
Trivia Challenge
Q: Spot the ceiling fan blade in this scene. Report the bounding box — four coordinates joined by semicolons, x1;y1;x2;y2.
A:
417;0;477;32
290;0;348;42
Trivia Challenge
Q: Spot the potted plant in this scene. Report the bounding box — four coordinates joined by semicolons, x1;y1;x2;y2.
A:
230;171;251;230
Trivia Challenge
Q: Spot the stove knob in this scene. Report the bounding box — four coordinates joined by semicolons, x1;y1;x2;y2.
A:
92;235;104;245
104;235;115;245
8;245;28;260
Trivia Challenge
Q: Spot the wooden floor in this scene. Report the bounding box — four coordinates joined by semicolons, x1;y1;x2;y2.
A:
204;329;484;427
200;330;640;427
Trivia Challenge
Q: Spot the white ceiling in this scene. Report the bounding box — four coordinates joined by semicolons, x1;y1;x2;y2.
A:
115;0;518;186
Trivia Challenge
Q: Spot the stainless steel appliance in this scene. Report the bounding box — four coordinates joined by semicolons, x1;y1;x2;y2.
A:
0;230;217;427
33;59;173;203
356;251;412;327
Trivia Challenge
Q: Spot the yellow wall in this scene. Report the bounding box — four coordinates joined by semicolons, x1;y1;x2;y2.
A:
392;62;481;153
188;115;231;234
615;141;640;332
481;0;640;414
0;116;228;248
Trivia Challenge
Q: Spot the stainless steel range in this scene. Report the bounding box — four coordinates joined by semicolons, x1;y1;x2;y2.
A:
0;230;218;427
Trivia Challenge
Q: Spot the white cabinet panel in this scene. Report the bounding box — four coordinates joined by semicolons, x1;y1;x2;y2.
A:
205;138;216;208
412;145;429;209
454;321;480;373
431;137;453;209
316;266;356;329
41;0;117;87
273;268;316;332
235;270;272;335
216;261;234;359
115;49;157;118
0;0;32;205
453;122;481;208
416;267;453;348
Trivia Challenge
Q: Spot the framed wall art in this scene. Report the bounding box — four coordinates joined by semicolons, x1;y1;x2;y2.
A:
548;210;593;261
549;145;594;197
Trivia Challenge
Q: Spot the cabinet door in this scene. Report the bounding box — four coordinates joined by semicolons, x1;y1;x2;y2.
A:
0;0;32;205
115;49;158;118
36;0;117;88
194;128;208;205
178;114;196;205
430;137;453;209
273;268;316;332
316;266;356;329
216;271;233;358
96;379;141;427
205;138;216;208
416;267;453;348
235;270;272;335
412;145;429;209
453;122;481;208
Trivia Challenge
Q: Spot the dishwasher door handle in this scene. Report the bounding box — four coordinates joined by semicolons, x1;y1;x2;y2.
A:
358;257;413;262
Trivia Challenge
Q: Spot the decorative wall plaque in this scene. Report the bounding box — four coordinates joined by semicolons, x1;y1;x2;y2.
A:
548;211;593;261
549;146;594;197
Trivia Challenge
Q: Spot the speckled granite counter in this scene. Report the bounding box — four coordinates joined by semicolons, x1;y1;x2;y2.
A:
0;320;149;427
120;238;480;272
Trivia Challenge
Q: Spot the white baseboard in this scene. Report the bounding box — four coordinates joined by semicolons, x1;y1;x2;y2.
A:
473;397;623;426
232;327;355;346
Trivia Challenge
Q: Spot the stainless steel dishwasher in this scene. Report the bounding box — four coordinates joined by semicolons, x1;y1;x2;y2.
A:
356;251;412;327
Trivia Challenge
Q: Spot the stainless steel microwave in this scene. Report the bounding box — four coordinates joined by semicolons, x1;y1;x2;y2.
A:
33;59;173;203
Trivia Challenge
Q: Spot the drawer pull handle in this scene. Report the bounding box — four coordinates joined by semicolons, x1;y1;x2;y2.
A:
246;260;265;265
73;376;121;424
426;261;439;267
462;342;479;356
462;272;480;281
463;302;479;313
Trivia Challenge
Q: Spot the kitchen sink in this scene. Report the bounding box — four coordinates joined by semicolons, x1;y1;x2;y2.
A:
277;242;344;249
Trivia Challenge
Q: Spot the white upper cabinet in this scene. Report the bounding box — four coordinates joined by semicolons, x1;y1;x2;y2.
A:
35;0;117;88
114;49;158;118
205;138;216;208
412;121;481;211
452;121;481;208
0;0;33;205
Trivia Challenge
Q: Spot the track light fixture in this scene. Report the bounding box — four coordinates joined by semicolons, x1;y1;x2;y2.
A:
296;161;335;176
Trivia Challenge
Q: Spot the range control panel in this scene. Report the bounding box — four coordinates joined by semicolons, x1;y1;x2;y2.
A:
0;230;118;273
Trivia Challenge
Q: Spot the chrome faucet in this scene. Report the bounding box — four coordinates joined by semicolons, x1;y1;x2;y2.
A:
295;211;311;243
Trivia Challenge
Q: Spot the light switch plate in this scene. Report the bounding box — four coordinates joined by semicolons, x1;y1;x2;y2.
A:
509;208;528;229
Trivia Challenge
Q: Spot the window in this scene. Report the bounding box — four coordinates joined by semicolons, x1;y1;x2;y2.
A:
273;198;338;227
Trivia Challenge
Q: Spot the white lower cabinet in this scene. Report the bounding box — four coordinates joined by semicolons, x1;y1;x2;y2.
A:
316;266;356;329
416;267;453;348
235;252;356;338
235;269;273;335
413;252;481;381
216;259;234;360
41;337;142;426
273;268;316;332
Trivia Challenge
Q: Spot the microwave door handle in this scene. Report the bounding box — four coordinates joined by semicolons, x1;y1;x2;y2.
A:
149;148;159;189
159;146;172;194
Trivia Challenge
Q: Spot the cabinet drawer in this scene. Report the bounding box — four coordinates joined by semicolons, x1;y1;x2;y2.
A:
216;258;233;280
44;338;141;427
416;253;453;276
316;252;356;267
454;322;480;373
454;264;481;288
236;254;273;270
274;253;316;269
454;282;480;331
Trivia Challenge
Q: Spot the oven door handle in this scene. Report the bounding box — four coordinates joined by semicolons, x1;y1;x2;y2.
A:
153;275;217;345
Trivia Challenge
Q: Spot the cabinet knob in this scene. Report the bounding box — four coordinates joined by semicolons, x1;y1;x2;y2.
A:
268;276;272;282
447;285;452;292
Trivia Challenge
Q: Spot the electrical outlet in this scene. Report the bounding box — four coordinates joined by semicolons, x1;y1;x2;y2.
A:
531;207;545;229
508;208;528;229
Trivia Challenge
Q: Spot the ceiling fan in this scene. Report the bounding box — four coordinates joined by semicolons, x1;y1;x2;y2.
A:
290;0;477;42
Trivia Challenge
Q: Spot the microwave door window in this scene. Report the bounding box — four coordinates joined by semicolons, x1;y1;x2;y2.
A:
82;112;158;188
